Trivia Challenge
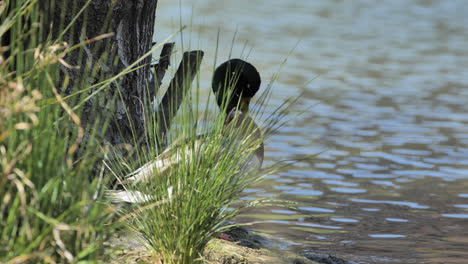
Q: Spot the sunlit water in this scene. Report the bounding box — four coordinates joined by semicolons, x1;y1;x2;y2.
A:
154;1;468;263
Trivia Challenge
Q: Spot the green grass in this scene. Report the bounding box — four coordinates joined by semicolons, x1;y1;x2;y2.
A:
107;70;259;263
1;1;117;262
105;45;304;263
1;1;307;264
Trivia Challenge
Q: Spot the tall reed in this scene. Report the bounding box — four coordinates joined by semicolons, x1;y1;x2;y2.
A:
1;1;117;262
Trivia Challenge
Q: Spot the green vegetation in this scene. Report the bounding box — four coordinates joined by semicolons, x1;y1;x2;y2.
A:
1;1;117;263
107;62;267;263
1;1;301;264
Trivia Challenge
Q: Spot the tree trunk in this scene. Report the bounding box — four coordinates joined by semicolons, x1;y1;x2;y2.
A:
40;0;159;146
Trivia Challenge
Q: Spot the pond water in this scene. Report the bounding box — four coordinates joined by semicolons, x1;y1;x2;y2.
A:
154;1;468;263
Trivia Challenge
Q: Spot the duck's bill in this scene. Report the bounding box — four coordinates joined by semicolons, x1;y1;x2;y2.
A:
240;97;251;113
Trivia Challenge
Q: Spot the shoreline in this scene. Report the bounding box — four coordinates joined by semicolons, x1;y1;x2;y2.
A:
108;225;352;264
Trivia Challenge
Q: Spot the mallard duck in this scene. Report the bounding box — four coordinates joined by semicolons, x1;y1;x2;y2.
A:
212;58;261;114
107;59;263;203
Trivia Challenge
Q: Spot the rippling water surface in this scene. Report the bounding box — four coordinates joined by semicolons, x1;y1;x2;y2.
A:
155;1;468;263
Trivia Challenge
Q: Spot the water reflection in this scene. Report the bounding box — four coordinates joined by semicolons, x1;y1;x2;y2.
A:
368;234;407;239
441;214;468;219
155;0;468;263
385;218;408;223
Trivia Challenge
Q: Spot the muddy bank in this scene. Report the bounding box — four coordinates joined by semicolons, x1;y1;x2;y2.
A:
206;226;352;264
108;226;352;264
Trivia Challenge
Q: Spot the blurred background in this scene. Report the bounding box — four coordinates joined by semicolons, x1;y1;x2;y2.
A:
154;1;468;263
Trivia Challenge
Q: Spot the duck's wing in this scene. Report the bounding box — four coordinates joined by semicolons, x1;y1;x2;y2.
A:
106;190;154;203
120;149;178;184
120;137;205;185
239;149;263;175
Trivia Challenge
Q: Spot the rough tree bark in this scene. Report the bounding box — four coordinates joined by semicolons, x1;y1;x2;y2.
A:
39;0;203;150
40;0;159;147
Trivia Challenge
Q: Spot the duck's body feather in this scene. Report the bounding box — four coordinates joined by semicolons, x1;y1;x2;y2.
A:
122;111;263;185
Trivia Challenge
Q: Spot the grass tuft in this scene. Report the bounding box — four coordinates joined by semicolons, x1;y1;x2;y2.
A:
107;43;308;263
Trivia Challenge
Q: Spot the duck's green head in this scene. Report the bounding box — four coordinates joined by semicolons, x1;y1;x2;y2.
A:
212;59;261;114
